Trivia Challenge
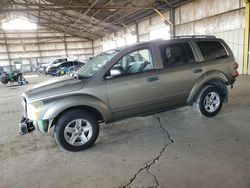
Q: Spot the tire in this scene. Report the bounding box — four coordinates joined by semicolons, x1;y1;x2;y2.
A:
194;85;224;117
1;78;8;85
54;109;99;152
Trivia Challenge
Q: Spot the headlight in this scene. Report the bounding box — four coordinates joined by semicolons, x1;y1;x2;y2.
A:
27;101;43;120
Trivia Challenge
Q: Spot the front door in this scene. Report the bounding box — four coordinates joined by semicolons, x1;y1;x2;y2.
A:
105;49;162;118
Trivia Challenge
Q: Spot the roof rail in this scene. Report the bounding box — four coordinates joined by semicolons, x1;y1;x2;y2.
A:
174;35;216;38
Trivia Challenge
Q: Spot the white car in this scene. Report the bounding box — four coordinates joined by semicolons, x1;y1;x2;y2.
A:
43;57;72;69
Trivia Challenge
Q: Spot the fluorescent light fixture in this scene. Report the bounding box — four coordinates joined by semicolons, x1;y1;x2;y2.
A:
2;18;37;30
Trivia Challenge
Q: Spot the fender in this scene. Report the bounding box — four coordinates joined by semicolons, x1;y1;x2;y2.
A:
187;70;229;104
41;94;113;122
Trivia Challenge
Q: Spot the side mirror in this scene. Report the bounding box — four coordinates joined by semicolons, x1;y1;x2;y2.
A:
106;67;124;79
110;68;122;77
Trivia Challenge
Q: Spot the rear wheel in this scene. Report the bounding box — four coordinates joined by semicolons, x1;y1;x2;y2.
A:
0;77;8;85
194;85;223;117
54;109;99;152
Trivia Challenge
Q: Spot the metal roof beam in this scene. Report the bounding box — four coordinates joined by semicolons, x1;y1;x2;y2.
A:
2;5;167;11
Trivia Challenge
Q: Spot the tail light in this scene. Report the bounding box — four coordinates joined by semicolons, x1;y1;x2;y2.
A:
234;70;239;78
233;62;239;78
235;63;239;69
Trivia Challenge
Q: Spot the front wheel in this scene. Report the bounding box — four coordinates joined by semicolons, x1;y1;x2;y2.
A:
54;109;99;152
194;85;224;117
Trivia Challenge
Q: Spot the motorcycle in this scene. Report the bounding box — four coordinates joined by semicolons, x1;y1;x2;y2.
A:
0;71;28;85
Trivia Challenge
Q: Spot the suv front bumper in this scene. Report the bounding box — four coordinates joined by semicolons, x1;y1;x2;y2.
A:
19;116;51;135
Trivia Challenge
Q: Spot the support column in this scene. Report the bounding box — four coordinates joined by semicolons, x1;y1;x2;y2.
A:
154;8;174;39
64;35;68;56
135;22;139;42
170;8;176;38
91;40;95;57
3;31;12;71
243;0;250;74
36;30;42;66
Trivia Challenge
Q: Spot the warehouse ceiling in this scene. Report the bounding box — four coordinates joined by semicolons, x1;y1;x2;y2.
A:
0;0;191;40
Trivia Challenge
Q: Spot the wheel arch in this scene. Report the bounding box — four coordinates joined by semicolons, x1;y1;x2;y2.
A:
41;95;113;127
187;70;229;104
50;105;104;128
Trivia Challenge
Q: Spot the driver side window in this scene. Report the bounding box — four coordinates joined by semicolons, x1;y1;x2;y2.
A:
110;49;154;78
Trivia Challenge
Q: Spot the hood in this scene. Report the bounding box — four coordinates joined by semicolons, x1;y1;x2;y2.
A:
24;76;84;101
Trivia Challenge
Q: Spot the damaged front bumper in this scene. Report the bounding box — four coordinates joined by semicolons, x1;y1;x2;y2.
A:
19;116;50;135
19;116;35;135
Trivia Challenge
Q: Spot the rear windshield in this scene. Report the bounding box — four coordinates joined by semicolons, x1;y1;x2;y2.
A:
196;41;228;61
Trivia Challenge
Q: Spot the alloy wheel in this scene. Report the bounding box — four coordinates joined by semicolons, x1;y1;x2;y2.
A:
64;119;93;146
204;92;221;113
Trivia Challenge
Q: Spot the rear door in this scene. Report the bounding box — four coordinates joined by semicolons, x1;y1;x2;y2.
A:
158;41;203;106
105;48;163;118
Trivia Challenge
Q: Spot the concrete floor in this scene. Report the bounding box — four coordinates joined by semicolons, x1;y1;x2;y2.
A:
0;75;250;188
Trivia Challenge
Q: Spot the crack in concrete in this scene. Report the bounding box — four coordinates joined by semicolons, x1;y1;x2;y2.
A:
147;168;159;188
122;117;175;188
157;117;175;143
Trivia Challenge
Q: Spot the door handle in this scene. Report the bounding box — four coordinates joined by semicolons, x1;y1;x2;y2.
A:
147;76;159;82
192;68;203;73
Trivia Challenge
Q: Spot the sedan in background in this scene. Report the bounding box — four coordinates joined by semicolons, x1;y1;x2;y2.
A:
46;61;86;76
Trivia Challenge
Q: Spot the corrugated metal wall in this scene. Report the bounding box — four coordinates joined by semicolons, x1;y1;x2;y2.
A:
93;12;170;56
175;0;245;74
0;29;93;72
94;0;247;74
1;0;247;74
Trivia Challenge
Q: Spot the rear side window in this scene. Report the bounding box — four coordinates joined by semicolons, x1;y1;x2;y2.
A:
74;61;84;66
61;61;73;67
160;43;195;67
196;41;228;61
59;58;67;62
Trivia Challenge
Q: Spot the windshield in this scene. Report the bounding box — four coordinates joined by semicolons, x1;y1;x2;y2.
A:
76;50;119;78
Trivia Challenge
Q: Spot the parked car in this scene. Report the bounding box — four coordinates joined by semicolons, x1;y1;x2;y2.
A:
43;57;75;69
33;64;46;74
19;36;238;152
45;57;68;67
45;61;85;76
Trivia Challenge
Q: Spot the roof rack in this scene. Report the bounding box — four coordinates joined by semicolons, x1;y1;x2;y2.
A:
174;35;216;38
